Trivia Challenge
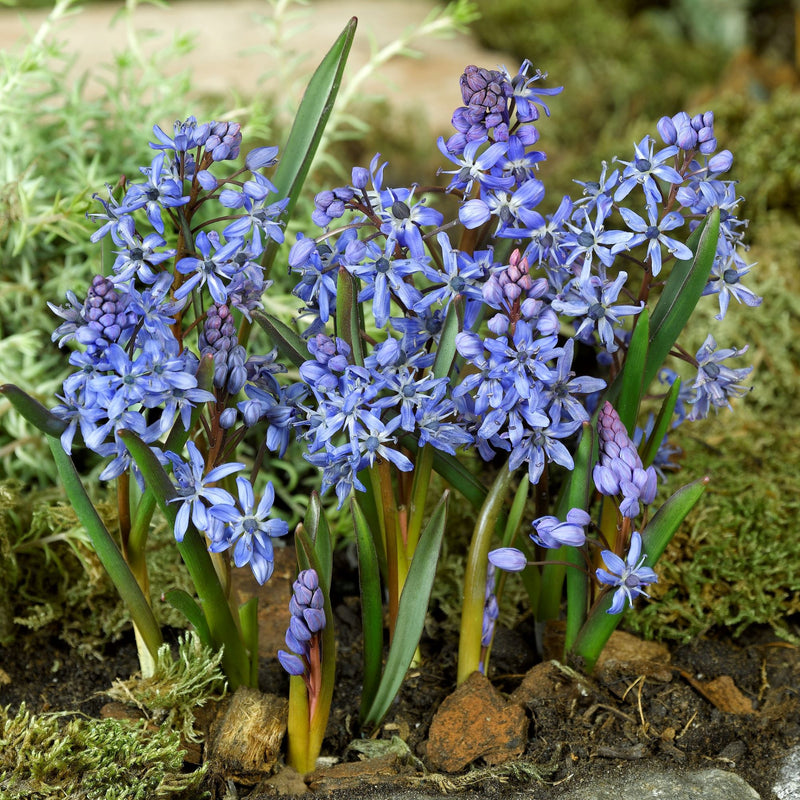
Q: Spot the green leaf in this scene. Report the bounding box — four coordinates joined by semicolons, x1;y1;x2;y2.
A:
252;310;308;369
304;492;333;590
615;308;650;436
431;297;462;380
46;436;162;659
640;376;681;469
362;492;449;729
164;589;212;648
118;430;250;688
644;208;720;387
260;17;358;276
335;266;364;366
399;436;486;509
351;499;384;721
570;476;709;672
1;383;66;437
239;596;260;687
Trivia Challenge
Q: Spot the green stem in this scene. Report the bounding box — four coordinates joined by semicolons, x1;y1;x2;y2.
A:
457;462;516;684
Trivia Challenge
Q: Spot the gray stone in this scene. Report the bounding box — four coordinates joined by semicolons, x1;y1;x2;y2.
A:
557;768;760;800
774;743;800;800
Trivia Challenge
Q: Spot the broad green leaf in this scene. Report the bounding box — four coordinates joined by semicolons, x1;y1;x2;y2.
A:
260;17;358;276
362;492;449;728
351;499;383;721
432;297;462;380
616;308;650;436
252;310;308;368
304;492;333;589
570;475;708;672
1;383;66;437
644;209;720;387
640;376;681;469
335;266;364;366
118;429;250;688
46;436;162;659
239;596;260;687
164;588;212;648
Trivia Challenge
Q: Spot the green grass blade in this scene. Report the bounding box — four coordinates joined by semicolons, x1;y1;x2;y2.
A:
362;492;449;729
351;499;384;721
260;16;358;275
644;209;720;387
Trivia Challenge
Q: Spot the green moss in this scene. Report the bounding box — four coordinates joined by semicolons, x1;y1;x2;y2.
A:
0;703;207;800
107;632;227;743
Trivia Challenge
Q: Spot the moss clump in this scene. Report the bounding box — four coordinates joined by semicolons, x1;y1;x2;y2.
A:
0;704;207;800
107;632;227;743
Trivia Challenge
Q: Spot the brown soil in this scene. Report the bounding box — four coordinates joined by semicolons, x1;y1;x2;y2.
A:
2;609;798;800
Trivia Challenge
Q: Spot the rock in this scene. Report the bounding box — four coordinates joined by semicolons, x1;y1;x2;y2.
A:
595;630;673;683
509;659;586;708
425;671;528;772
559;767;760;799
306;752;418;793
774;743;800;799
206;686;288;784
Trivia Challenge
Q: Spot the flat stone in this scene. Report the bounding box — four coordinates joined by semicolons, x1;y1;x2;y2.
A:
306;752;418;793
774;743;800;799
558;767;760;799
509;659;584;708
425;670;528;772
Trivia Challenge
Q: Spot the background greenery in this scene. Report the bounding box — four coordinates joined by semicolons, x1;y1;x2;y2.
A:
1;0;798;650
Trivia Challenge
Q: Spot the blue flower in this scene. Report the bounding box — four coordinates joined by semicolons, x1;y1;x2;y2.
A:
122;152;190;235
209;477;288;584
166;441;244;541
538;338;606;423
612;204;693;277
687;334;752;420
376;186;443;259
175;231;243;304
596;532;658;614
613;136;683;208
436;137;513;195
488;547;527;572
551;272;643;353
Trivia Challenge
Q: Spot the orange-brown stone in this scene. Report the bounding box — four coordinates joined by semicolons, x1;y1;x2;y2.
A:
425;670;528;772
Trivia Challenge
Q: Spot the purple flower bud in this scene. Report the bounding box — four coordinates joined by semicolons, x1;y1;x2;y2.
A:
351;166;369;189
246;145;279;171
277;650;305;676
196;170;218;190
657;116;677;145
488;547;527;572
303;607;326;633
219;407;238;429
708;150;733;173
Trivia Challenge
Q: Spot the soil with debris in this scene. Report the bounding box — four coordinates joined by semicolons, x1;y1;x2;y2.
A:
2;596;799;800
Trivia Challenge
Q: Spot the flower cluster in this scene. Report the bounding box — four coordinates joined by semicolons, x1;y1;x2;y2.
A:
49;117;294;583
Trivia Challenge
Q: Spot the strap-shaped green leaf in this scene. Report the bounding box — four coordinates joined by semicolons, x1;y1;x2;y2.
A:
164;588;212;648
351;499;383;722
335;266;364;366
304;491;333;590
432;297;463;380
260;17;358;276
570;475;708;672
616;308;650;436
46;435;163;658
1;383;66;437
640;375;681;469
644;208;720;387
118;429;250;688
252;310;309;369
362;492;449;728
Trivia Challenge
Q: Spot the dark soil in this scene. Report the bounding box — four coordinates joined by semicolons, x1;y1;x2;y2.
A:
2;609;798;800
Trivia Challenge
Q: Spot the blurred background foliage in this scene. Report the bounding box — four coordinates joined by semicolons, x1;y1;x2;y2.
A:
0;0;799;649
